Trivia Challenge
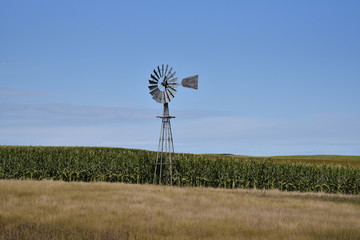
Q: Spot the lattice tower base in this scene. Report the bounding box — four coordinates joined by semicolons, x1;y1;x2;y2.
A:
153;103;175;185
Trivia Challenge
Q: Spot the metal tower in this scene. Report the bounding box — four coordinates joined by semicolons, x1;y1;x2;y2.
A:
153;103;175;185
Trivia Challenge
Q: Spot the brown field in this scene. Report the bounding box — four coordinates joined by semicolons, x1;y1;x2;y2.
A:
0;180;359;240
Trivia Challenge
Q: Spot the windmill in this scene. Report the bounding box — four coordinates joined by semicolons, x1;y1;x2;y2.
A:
148;64;198;185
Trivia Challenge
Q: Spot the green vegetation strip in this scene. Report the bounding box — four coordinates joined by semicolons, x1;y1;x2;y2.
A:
0;146;359;194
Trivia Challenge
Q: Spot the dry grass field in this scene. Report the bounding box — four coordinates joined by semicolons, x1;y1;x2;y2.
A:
1;180;359;240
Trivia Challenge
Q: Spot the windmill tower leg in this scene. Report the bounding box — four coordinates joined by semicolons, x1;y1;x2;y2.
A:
154;103;175;185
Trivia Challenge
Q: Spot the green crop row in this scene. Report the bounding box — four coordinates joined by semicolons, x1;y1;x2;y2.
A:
0;146;359;194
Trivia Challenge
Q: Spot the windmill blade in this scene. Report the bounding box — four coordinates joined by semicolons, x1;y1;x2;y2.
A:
167;86;177;96
167;71;176;80
151;74;158;81
156;91;162;103
165;67;173;80
153;69;160;79
149;80;157;85
160;92;166;104
165;64;169;76
157;66;162;77
148;85;158;91
150;87;159;96
152;89;161;102
164;90;170;103
181;75;198;89
161;64;164;77
168;83;180;88
155;96;161;103
167;87;178;97
168;77;178;83
151;87;159;94
166;88;175;99
151;88;160;97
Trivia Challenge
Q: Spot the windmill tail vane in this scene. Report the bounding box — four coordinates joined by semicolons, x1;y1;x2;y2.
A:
181;75;198;89
148;64;198;185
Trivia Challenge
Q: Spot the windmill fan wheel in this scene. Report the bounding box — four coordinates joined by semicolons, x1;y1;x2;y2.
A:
148;64;178;104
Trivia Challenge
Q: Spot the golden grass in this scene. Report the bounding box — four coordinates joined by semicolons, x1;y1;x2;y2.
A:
0;180;359;240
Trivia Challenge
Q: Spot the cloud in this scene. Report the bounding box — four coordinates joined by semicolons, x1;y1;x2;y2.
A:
0;103;155;126
0;103;227;127
1;103;359;155
172;114;360;155
0;89;48;97
0;124;159;151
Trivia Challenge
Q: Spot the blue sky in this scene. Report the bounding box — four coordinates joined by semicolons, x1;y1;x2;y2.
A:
1;0;359;156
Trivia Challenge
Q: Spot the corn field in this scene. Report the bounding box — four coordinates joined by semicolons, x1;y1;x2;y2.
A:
0;146;359;194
